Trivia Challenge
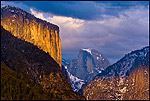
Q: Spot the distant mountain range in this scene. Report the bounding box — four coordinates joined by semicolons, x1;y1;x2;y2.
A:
97;46;149;77
82;46;149;100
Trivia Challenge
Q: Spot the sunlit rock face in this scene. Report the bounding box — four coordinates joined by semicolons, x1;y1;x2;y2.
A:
1;5;62;67
1;26;85;100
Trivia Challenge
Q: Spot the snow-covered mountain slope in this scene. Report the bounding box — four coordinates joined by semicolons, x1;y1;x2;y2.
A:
68;72;85;92
97;46;149;77
62;58;85;92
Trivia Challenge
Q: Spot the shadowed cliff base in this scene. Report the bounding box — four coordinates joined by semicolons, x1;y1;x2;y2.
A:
1;26;85;100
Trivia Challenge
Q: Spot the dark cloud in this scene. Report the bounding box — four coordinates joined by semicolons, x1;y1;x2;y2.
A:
4;1;149;20
1;1;149;64
60;5;149;64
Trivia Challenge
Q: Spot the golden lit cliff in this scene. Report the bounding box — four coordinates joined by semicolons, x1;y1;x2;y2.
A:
1;6;62;67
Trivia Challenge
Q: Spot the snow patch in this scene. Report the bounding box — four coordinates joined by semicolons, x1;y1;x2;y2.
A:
11;10;14;12
97;70;102;73
98;70;102;73
82;48;92;55
68;72;85;92
64;66;67;69
89;70;94;74
95;68;102;73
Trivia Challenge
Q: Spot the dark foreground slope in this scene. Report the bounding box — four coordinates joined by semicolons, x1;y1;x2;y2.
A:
1;61;50;100
1;26;85;100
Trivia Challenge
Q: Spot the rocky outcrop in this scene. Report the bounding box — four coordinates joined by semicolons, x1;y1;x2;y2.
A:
1;26;85;100
67;49;110;91
1;6;62;67
82;46;149;100
68;49;110;82
82;66;149;100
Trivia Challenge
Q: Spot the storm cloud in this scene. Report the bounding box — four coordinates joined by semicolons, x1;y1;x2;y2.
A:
1;1;149;64
2;1;149;20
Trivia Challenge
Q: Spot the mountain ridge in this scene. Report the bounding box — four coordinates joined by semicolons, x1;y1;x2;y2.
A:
96;46;149;78
82;46;149;100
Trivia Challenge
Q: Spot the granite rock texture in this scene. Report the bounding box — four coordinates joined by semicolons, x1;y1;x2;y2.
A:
1;6;62;67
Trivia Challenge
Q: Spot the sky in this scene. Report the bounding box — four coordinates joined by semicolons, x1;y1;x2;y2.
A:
1;1;149;64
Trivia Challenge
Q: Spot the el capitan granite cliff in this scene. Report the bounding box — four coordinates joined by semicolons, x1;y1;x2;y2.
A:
1;6;85;100
1;5;62;67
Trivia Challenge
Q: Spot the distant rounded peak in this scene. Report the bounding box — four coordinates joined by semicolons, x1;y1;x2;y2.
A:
80;48;104;56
